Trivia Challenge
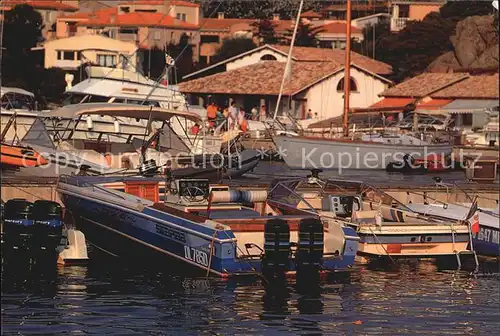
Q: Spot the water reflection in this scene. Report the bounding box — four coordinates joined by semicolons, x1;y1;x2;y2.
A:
1;258;499;335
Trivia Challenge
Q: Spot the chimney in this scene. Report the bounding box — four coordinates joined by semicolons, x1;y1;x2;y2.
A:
272;13;280;21
218;12;224;20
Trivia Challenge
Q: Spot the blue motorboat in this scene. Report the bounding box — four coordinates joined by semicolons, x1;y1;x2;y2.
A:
56;175;359;277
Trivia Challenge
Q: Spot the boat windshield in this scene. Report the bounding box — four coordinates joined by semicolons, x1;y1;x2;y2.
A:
269;179;316;211
1;91;36;110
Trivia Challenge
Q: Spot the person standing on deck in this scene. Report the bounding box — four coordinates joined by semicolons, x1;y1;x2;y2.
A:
207;102;217;129
259;104;267;121
251;106;258;121
228;101;239;130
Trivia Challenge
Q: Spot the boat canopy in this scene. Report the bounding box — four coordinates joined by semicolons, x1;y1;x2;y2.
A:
1;86;35;97
43;103;201;122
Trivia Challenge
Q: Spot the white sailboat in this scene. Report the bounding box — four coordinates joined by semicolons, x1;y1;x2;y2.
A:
273;0;453;170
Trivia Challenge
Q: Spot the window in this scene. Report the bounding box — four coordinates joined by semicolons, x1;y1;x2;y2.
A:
200;35;219;43
57;50;76;60
398;4;410;18
336;77;358;92
120;6;130;13
463;113;473;126
97;54;117;67
119;27;138;34
260;54;277;61
119;55;128;69
176;13;187;21
136;9;156;13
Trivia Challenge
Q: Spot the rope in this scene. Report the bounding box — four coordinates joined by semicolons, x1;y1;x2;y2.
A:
367;226;397;265
206;226;219;278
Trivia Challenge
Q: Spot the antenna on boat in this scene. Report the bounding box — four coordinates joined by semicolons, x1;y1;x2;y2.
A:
343;0;352;137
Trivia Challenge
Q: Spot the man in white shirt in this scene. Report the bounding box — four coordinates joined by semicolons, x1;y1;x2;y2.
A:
228;102;238;129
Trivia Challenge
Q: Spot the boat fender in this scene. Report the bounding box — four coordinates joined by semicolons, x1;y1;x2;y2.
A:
86;115;93;129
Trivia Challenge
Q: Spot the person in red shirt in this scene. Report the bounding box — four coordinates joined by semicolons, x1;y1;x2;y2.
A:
207;102;217;121
191;123;200;135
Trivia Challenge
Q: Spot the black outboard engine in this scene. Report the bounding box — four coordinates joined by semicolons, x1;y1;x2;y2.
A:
139;159;159;177
32;200;64;253
295;218;324;271
262;218;291;274
2;199;34;251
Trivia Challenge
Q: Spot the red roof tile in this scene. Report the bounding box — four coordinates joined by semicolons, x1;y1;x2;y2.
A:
431;74;499;99
179;61;343;96
200;18;293;33
270;45;392;75
315;22;362;34
120;0;199;6
201;18;256;31
1;0;78;11
301;10;322;19
381;73;469;98
59;7;118;20
78;11;199;29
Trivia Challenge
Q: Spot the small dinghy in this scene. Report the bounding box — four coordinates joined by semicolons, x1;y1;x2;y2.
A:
0;144;48;168
386;154;451;174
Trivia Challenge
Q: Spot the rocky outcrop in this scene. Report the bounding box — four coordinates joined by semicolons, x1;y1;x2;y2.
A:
428;15;499;72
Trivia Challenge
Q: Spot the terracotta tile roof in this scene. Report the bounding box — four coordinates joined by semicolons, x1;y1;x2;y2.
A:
272;20;294;33
301;10;322;19
200;18;293;33
78;11;199;29
201;18;256;31
120;0;199;7
179;61;342;96
314;22;362;34
431;74;499;99
381;73;469;98
270;45;392;75
59;7;118;20
1;0;78;11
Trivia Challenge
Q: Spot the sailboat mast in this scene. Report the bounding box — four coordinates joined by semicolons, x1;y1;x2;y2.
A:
343;0;352;137
272;0;304;121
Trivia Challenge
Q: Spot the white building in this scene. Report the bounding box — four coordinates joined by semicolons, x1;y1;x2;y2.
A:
179;44;392;121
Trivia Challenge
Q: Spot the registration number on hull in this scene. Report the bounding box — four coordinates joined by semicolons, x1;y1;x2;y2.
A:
184;246;209;267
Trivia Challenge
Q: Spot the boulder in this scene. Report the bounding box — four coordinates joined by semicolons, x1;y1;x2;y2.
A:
428;15;499;72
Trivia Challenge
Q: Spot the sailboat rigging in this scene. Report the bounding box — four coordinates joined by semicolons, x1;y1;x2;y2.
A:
272;0;453;170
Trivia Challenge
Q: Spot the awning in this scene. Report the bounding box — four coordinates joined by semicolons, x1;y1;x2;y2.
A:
370;97;414;109
350;97;415;114
416;99;453;110
442;99;499;114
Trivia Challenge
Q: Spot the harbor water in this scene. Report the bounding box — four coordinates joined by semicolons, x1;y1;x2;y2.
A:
1;258;499;335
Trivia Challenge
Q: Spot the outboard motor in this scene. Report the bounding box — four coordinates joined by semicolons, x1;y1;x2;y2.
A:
262;218;290;274
295;218;324;271
2;199;34;250
32;200;64;252
139;159;159;177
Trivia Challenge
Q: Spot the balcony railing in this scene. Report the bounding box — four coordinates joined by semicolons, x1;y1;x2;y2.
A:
391;17;409;31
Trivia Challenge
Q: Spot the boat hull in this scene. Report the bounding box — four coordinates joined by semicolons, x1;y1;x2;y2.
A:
473;224;500;257
58;180;356;276
274;136;453;170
